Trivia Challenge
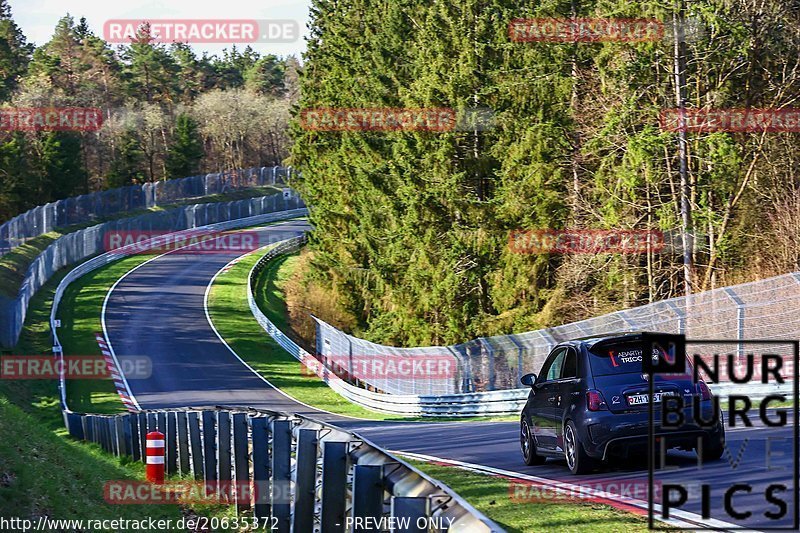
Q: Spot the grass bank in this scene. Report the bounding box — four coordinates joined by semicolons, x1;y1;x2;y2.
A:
0;261;187;525
405;459;651;533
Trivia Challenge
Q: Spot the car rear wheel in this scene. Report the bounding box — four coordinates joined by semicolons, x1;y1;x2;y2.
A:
564;420;595;475
699;423;726;462
521;418;546;466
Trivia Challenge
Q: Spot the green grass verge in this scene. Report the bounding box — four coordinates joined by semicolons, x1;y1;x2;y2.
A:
0;186;280;299
0;253;262;527
57;255;160;414
405;459;651;533
0;396;184;525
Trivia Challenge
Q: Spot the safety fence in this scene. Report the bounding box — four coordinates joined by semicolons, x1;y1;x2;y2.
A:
247;238;529;416
60;406;501;533
1;192;305;348
252;239;795;406
0;166;294;255
315;272;800;396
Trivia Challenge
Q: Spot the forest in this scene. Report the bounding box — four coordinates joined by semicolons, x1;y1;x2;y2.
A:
4;0;800;347
0;0;298;222
289;0;800;346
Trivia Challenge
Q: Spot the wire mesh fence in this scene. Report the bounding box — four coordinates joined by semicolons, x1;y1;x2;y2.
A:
0;166;294;256
1;191;305;348
315;272;800;395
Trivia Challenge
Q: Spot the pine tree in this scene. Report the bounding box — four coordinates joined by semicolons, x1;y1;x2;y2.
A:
0;0;32;102
107;129;145;187
165;114;204;179
38;132;88;198
244;55;285;96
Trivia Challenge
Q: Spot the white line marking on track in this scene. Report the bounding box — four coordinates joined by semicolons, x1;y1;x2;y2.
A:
100;221;298;412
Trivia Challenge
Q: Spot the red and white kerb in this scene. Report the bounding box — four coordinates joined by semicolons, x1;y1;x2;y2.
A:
94;332;138;412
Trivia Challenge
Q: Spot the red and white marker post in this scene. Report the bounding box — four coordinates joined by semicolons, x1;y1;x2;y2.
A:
145;431;165;484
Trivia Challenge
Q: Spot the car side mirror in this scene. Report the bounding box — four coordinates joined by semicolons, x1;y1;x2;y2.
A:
520;373;536;387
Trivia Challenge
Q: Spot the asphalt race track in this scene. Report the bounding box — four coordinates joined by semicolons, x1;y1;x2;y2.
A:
102;221;797;530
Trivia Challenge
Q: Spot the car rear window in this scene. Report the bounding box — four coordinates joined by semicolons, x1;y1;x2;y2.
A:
588;343;665;376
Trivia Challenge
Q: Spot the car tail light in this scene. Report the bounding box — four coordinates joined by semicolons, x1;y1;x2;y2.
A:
697;381;712;400
586;389;608;411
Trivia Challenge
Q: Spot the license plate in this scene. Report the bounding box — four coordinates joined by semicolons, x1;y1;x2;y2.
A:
627;392;675;406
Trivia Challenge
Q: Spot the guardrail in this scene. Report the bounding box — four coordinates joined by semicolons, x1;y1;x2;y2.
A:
247;237;528;416
61;405;501;532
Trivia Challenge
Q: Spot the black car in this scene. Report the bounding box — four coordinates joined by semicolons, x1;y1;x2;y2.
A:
519;333;725;474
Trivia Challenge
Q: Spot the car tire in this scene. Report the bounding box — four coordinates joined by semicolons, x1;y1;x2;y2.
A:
564;420;595;475
699;423;726;462
521;418;546;466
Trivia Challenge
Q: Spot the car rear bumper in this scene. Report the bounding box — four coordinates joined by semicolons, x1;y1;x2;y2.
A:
581;403;723;460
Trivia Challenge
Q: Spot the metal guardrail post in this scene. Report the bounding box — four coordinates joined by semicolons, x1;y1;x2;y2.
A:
81;416;91;444
251;417;270;521
104;418;112;452
114;416;127;457
539;330;557;351
187;412;204;479
166;412;178;475
391;497;431;532
271;420;292;533
666;300;686;334
109;418;118;456
507;335;526;383
130;414;140;462
618;311;639;330
293;429;318;532
480;338;496;391
217;411;232;501
138;412;148;462
724;288;745;358
65;412;84;440
232;413;250;512
202;411;217;485
321;441;348;532
177;413;189;474
352;465;384;531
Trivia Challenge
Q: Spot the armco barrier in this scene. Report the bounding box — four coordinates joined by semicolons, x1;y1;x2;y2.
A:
0;166;294;256
62;406;502;532
1;191;305;348
247;237;528;416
